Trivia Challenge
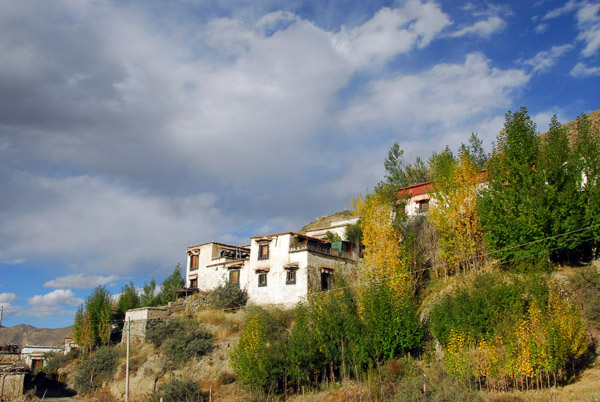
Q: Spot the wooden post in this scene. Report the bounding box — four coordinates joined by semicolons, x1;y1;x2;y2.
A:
126;318;130;402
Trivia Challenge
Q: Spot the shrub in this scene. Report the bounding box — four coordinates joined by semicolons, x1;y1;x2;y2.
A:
428;272;549;346
44;352;70;374
148;378;206;402
146;318;213;365
210;283;248;310
230;307;287;394
569;266;600;329
74;345;122;394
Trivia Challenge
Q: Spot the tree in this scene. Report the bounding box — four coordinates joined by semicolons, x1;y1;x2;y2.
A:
429;150;486;275
115;282;140;321
158;263;185;304
383;142;429;188
360;188;410;294
479;107;551;271
140;278;160;307
572;113;600;258
73;286;113;352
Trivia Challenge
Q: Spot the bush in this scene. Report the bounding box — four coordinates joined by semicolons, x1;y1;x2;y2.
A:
230;307;288;394
148;378;206;402
74;345;122;394
428;272;549;346
44;352;71;374
569;266;600;329
146;318;213;365
210;283;248;310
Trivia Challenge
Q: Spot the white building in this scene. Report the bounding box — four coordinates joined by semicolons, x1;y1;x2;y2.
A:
20;345;62;370
186;232;358;307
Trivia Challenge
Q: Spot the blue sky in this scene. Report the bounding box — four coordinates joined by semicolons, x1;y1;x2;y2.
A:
0;0;598;329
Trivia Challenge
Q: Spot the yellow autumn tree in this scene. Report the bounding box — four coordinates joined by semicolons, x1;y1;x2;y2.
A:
360;189;411;295
429;151;485;275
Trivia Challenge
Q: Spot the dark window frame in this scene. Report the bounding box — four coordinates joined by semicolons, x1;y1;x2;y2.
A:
286;269;296;285
229;269;240;286
190;278;198;288
258;272;268;287
190;254;199;270
258;244;269;260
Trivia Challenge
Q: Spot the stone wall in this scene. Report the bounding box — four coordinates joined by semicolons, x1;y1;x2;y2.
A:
0;366;28;400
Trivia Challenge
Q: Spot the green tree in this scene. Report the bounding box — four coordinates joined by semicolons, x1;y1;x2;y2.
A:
478;107;551;271
158;263;185;304
116;282;140;319
140;278;160;307
73;286;113;352
383;142;429;188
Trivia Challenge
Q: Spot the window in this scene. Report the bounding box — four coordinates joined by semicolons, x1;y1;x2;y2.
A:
417;199;429;213
190;254;199;270
258;273;267;287
229;269;240;286
286;270;296;285
190;278;198;288
258;244;269;260
320;270;332;291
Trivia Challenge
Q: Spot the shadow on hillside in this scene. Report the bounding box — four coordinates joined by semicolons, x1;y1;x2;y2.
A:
25;371;77;398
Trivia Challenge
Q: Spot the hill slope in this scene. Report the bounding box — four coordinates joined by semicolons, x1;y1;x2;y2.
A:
0;324;72;347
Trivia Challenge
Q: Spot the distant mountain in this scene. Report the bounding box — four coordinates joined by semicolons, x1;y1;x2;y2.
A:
0;324;72;348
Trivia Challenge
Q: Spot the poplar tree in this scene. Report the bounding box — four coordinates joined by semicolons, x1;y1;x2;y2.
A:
479;107;550;271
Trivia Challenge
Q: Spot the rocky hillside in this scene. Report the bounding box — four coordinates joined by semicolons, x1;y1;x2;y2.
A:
0;324;72;347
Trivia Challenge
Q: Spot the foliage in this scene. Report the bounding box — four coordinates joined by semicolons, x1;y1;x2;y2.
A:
210;282;249;310
383;142;430;188
429;151;486;275
431;273;589;390
74;345;122;394
43;352;71;374
116;282;140;320
146;318;213;365
360;188;411;294
360;280;424;360
73;286;113;353
158;263;186;304
148;378;206;402
140;278;160;307
428;272;549;346
479;109;600;269
324;230;342;242
230;307;288;394
569;266;600;329
478;107;552;271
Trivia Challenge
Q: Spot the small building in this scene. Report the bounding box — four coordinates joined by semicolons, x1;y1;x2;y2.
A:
0;365;29;401
122;307;170;342
186;231;358;307
20;345;62;371
63;336;79;355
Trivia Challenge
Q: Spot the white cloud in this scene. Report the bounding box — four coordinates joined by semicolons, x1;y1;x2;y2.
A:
28;289;83;307
449;16;506;38
44;274;120;289
333;1;450;67
340;53;529;131
544;1;600;57
570;62;600;77
535;23;549;33
576;2;600;57
0;293;17;303
523;44;574;73
0;174;229;274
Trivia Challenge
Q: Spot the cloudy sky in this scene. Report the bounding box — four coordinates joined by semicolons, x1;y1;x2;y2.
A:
1;0;598;329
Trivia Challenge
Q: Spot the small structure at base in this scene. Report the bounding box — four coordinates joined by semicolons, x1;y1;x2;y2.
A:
20;345;63;371
63;336;79;355
123;307;170;342
0;365;29;401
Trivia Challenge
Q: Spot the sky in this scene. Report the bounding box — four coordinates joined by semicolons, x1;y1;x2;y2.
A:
0;0;599;329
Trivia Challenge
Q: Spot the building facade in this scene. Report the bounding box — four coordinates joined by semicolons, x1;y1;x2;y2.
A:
186;232;358;307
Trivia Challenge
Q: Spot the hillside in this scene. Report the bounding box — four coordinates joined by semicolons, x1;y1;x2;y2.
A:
0;324;72;348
